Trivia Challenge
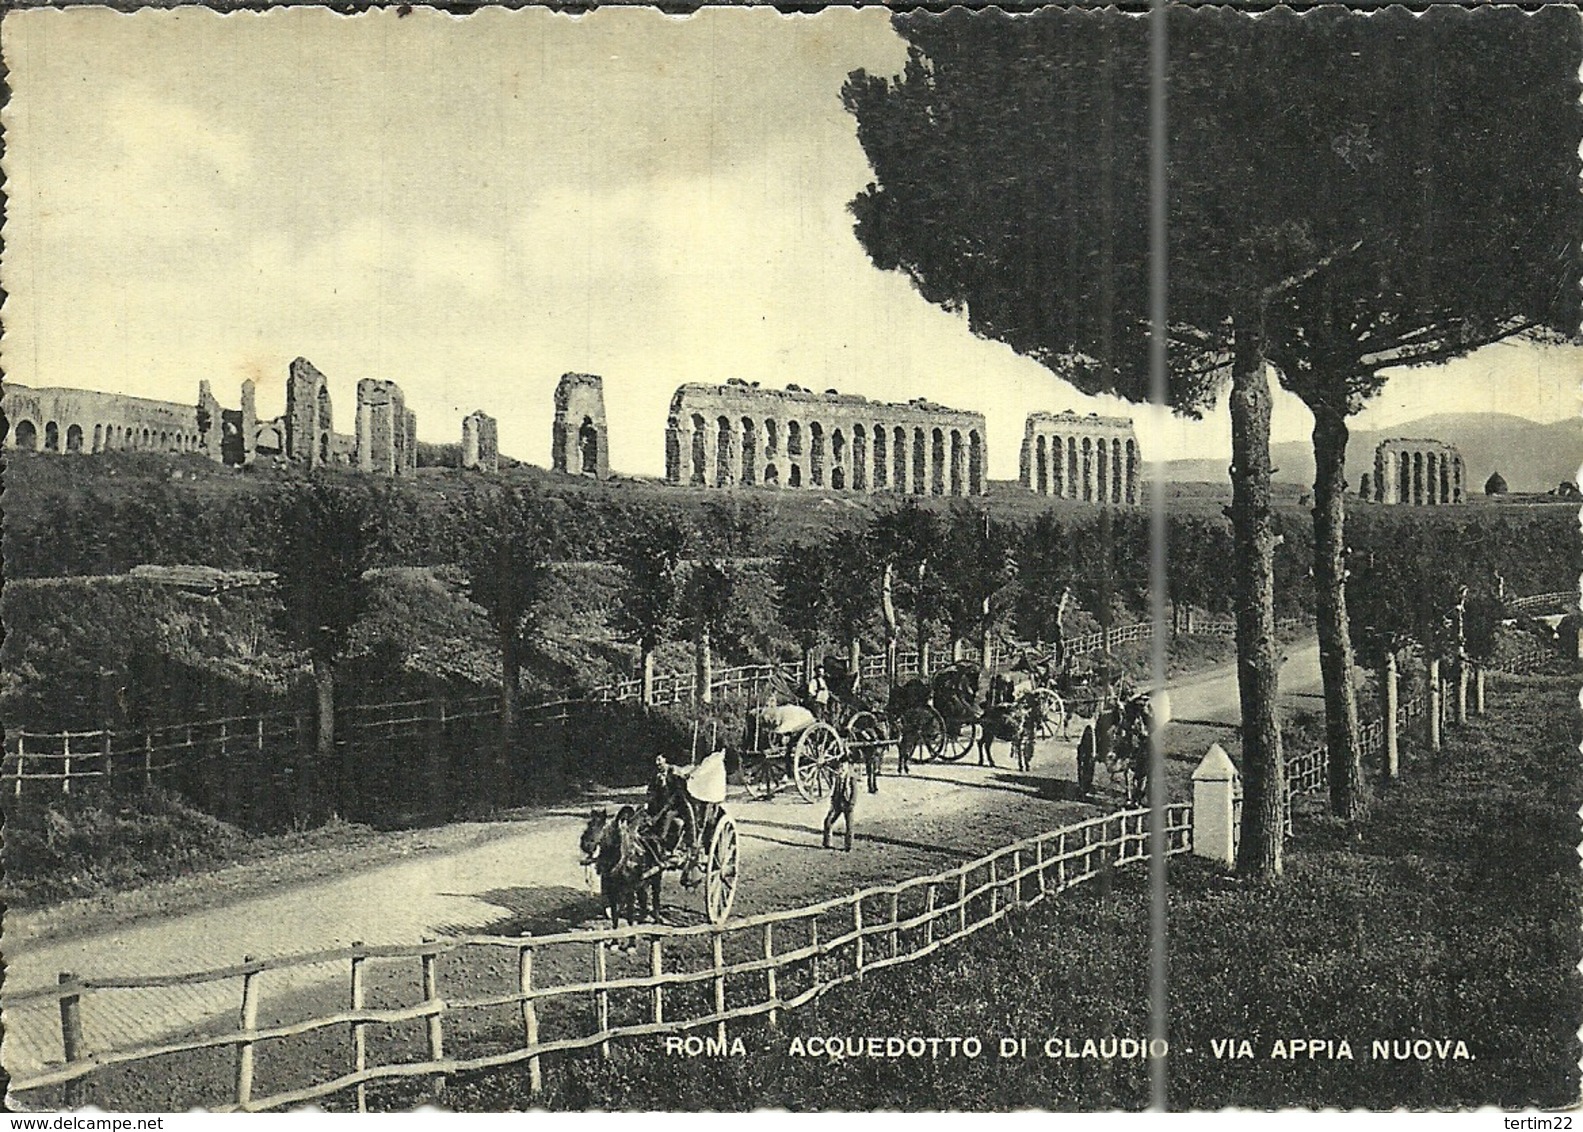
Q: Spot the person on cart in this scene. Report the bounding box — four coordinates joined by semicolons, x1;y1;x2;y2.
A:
645;749;728;886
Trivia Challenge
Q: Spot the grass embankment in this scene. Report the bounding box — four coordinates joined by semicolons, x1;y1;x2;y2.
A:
440;671;1579;1111
1;785;401;912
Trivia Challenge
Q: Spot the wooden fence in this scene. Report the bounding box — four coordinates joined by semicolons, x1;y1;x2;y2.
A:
4;712;302;799
7;804;1192;1112
1507;590;1576;614
1;606;1317;799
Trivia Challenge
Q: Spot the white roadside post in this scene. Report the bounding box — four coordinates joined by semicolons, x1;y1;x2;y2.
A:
1191;743;1241;868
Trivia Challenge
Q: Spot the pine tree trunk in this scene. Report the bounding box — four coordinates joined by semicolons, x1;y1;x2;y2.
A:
314;658;342;821
1311;407;1364;820
1228;323;1285;880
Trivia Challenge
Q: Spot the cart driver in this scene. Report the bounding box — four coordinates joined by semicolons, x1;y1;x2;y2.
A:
646;753;693;864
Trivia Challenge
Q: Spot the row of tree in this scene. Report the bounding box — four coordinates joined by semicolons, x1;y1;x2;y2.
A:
839;6;1581;875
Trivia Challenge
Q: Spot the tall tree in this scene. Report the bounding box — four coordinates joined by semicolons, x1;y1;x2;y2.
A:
938;504;1019;666
867;501;945;670
772;541;835;656
843;11;1296;873
460;488;554;776
1245;6;1583;820
684;555;734;704
842;7;1580;876
271;478;379;820
613;516;689;705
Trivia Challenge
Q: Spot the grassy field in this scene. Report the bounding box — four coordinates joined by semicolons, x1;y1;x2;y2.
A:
435;670;1580;1111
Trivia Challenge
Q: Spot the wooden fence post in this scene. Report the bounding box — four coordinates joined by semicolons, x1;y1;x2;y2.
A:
59;973;84;1109
594;940;610;1058
1035;838;1047;898
1455;658;1468;726
956;871;968;935
888;892;900;958
763;925;778;1027
1473;665;1485;716
518;945;542;1094
349;944;367;1113
1427;658;1442;756
421;945;445;1103
144;732;154;788
14;733;25;799
650;938;665;1027
712;931;727;1047
853;897;865;974
235;960;260;1110
101;730;114;788
924;885;937;946
62;732;72;796
809;917;820;987
988;857;998;917
1057;831;1067;890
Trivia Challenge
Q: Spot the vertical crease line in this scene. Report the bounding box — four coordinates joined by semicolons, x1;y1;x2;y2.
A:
1147;0;1172;1114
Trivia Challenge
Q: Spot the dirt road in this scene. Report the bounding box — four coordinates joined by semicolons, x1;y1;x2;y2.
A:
3;641;1322;1088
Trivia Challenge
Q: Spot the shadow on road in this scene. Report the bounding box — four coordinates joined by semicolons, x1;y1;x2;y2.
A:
445;883;605;937
737;817;974;860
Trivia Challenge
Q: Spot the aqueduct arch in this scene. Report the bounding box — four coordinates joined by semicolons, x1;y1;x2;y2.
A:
1019;411;1141;505
665;379;987;497
1371;438;1464;504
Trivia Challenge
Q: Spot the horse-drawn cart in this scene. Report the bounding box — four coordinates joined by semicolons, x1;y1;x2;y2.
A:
580;749;740;926
737;703;849;802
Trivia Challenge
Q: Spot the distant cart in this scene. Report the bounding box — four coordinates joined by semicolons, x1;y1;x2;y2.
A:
736;704;849;802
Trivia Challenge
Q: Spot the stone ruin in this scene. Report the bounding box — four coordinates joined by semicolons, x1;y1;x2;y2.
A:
553;373;609;479
283;357;338;468
355;378;417;476
664;379;988;495
5;357;436;479
1370;438;1465;505
1019;410;1141;505
462;410;499;472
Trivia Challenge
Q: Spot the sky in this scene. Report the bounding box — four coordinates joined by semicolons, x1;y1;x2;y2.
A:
3;6;1579;477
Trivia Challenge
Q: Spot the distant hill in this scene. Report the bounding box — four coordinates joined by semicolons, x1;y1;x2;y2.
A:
1156;413;1581;494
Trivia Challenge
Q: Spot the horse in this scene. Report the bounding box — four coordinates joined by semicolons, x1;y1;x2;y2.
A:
977;674;1043;770
579;805;662;929
887;678;934;775
1113;692;1161;806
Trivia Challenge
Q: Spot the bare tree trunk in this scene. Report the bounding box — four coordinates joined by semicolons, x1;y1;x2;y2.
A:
640;644;656;706
1381;649;1399;784
881;561;899;685
697;628;714;705
1229;324;1285;880
314;658;342;821
499;627;519;779
1311;406;1364;820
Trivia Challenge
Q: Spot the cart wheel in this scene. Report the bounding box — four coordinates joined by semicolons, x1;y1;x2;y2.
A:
792;722;845;803
903;706;948;762
705;814;739;924
938;718;976;762
1032;689;1066;741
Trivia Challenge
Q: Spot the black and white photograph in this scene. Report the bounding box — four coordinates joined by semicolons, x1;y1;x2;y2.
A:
1;2;1579;1114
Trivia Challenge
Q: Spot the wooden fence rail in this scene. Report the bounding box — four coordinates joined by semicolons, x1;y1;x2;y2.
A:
8;804;1191;1112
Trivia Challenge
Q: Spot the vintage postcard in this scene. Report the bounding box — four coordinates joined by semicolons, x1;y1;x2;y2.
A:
2;2;1578;1115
